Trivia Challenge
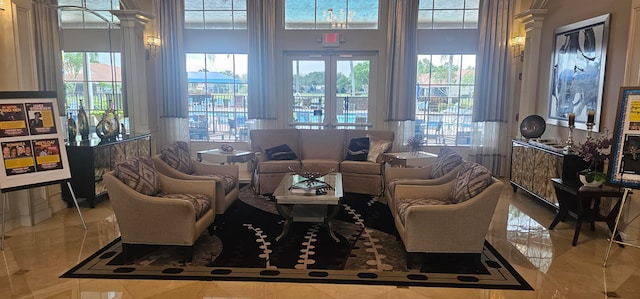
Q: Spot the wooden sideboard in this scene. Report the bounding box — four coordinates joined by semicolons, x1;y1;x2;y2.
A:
510;139;590;208
63;133;151;208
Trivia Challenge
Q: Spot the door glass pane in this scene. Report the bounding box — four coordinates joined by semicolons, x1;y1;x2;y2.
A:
292;60;325;129
335;59;369;129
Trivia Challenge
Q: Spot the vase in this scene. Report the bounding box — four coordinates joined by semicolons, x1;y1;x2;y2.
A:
77;100;90;140
67;112;77;142
95;100;120;142
579;173;605;187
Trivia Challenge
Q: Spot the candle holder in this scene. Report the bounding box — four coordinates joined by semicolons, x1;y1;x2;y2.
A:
586;122;594;140
564;125;575;154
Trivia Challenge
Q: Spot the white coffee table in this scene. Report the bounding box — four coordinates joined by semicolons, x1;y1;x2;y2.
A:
272;173;343;242
381;151;438;167
196;149;255;165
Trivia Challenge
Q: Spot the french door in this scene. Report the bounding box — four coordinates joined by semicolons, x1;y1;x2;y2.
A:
286;53;376;129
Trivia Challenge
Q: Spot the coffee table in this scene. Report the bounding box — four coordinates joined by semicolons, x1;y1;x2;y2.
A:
272;173;343;242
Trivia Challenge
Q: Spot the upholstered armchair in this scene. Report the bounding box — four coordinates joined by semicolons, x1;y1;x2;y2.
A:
152;141;239;215
391;162;504;268
384;148;464;213
103;156;216;261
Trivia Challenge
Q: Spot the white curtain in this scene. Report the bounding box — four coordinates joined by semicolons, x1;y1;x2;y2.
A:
33;0;64;113
247;0;276;120
158;0;188;118
385;0;419;122
470;0;514;177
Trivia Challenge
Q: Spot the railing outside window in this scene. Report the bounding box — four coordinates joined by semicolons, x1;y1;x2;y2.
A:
188;94;249;141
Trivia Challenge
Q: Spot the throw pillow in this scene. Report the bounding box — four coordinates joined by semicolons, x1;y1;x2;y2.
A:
114;156;161;196
367;134;392;163
451;162;492;204
265;144;298;160
432;147;463;178
345;137;370;161
160;141;194;174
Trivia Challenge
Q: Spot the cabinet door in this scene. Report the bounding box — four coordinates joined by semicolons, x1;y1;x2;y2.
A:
511;143;525;186
110;142;127;168
522;146;535;191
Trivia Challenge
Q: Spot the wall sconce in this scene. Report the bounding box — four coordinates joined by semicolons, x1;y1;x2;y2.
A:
511;36;525;61
0;0;6;10
145;36;161;59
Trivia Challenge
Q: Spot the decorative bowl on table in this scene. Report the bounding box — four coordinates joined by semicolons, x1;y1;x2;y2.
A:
220;144;234;153
288;166;335;190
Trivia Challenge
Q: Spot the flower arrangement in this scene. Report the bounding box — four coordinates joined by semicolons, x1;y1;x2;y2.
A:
576;131;612;183
406;135;423;154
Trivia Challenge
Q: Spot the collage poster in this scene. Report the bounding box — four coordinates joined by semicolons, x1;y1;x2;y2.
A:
609;88;640;187
0;92;70;191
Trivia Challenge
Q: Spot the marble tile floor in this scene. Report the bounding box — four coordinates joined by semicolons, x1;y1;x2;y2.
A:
1;179;640;299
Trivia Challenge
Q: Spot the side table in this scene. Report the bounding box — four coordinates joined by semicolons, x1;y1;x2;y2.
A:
196;149;255;165
550;178;625;246
381;151;438;168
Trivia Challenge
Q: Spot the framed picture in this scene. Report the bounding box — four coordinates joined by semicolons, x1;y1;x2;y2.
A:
547;14;610;131
608;87;640;188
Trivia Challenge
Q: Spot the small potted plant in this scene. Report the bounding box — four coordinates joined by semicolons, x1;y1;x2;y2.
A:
406;135;423;155
576;131;612;187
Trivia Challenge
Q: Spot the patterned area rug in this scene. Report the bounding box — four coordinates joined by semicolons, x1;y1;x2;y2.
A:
61;186;532;290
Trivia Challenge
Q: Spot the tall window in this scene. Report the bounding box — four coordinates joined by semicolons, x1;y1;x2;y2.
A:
418;0;479;29
415;54;475;146
284;0;379;30
63;52;122;128
186;54;248;141
58;0;120;28
185;0;247;29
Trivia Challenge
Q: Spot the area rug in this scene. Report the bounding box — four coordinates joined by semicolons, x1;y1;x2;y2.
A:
61;186;532;290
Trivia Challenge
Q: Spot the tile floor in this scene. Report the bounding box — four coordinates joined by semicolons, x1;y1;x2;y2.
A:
1;179;640;298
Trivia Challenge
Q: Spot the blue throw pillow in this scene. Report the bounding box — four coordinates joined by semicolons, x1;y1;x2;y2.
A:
265;144;298;160
345;137;370;161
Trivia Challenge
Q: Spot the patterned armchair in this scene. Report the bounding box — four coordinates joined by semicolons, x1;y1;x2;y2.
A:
152;141;239;215
103;156;216;261
391;162;504;268
384;148;464;214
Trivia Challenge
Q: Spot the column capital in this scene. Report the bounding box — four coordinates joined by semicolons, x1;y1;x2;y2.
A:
514;9;548;31
110;10;153;28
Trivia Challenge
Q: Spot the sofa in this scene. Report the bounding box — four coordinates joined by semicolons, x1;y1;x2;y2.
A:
250;129;395;196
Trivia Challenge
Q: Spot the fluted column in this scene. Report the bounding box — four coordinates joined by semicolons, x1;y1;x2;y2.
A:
111;10;152;135
514;9;547;121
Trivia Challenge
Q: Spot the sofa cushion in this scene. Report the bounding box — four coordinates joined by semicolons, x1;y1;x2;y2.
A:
299;129;345;161
156;192;212;220
265;144;298;160
367;134;392;163
432;148;463;178
345;137;370;161
160;141;194;174
396;197;452;226
339;160;383;175
451;162;492;204
114;156;161;196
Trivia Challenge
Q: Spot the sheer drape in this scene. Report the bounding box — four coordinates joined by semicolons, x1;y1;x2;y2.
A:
34;0;64;112
247;0;276;120
470;0;514;177
385;0;419;121
158;0;188;118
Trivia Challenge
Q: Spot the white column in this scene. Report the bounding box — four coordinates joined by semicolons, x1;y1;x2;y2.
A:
111;10;152;136
515;9;548;121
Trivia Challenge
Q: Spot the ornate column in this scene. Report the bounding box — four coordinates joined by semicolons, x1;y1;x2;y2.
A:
111;10;152;135
514;9;547;121
624;0;640;85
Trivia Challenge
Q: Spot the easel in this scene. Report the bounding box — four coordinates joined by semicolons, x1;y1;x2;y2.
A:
603;187;640;266
1;180;87;250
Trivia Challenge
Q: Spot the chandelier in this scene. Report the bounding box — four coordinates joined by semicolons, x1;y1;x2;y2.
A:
324;8;355;29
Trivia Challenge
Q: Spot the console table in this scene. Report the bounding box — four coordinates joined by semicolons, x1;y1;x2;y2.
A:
63;133;151;208
510;139;590;208
550;178;625;246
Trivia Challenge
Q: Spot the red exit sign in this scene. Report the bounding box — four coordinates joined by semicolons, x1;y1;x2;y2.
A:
322;33;339;47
